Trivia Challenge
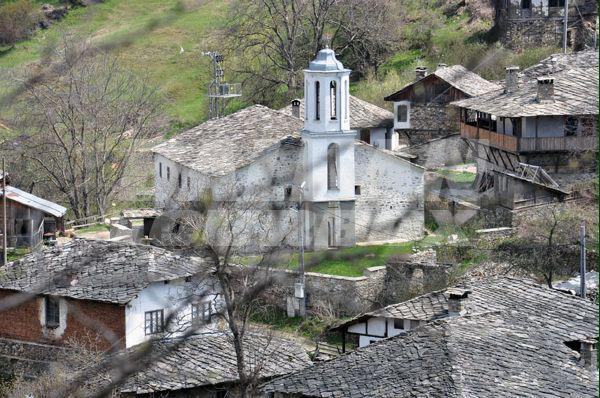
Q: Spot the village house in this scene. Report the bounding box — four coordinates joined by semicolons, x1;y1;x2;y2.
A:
262;277;598;397
111;332;310;397
0;174;67;251
281;95;398;151
451;50;598;211
152;48;425;251
494;0;598;51
331;277;597;350
384;65;501;145
0;239;220;350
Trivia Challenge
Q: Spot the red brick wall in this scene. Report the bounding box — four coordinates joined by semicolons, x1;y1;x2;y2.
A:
0;289;126;351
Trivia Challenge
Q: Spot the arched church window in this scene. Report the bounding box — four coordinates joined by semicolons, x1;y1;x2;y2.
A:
330;81;337;120
327;143;339;190
345;80;349;120
315;81;320;120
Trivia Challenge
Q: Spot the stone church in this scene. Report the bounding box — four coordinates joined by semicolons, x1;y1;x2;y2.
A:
153;49;424;251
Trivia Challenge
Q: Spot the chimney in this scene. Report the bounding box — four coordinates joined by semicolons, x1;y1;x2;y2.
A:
580;340;597;369
504;65;519;93
437;63;447;69
291;99;301;118
415;66;428;80
536;77;555;102
446;288;471;316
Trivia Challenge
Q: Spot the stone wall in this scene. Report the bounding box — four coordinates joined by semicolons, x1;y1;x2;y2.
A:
354;144;425;243
401;134;473;169
384;255;450;303
399;104;458;145
0;338;63;378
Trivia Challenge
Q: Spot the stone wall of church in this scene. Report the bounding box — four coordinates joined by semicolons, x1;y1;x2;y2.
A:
354;144;425;243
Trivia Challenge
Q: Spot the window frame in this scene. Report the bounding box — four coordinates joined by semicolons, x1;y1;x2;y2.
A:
166;167;170;181
330;80;337;120
397;104;408;123
191;302;212;325
315;81;320;120
159;162;162;178
327;143;340;190
45;296;60;328
393;318;404;330
144;309;165;335
178;173;182;189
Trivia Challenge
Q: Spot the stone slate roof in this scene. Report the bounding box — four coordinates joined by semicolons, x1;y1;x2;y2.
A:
0;239;207;304
521;50;599;79
384;65;501;101
281;95;393;129
334;277;597;343
263;310;599;397
451;66;598;117
152;105;303;177
119;332;311;395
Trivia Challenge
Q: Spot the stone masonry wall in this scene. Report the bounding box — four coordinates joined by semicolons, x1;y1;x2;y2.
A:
399;104;458;146
0;338;64;378
401;134;473;169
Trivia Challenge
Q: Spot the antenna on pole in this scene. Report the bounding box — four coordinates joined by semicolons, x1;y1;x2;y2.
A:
202;51;241;119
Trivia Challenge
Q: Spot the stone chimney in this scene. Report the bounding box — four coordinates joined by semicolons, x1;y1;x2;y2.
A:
536;77;555;102
437;63;447;69
446;288;471;316
504;65;519;93
580;340;597;369
291;99;301;118
415;66;428;80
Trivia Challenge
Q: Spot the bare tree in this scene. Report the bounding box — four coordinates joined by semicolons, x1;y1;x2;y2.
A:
496;201;598;287
224;0;400;106
11;33;160;219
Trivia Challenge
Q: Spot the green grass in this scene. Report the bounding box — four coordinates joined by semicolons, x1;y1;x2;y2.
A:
6;247;30;262
434;169;476;184
74;223;110;234
0;0;230;131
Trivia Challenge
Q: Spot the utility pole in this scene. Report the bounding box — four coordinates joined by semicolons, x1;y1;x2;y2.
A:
579;223;586;298
563;0;569;53
2;157;6;266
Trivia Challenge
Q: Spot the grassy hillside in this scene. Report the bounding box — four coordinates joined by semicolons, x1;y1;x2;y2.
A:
0;0;230;132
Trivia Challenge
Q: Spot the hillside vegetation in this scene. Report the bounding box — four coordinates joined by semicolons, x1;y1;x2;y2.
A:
0;0;559;131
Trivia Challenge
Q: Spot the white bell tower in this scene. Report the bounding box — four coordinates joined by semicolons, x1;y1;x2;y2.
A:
301;48;356;250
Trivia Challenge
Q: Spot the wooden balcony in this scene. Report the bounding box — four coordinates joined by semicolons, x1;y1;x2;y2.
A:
460;123;597;153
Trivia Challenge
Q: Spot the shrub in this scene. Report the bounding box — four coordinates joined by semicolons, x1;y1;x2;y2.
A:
0;0;40;47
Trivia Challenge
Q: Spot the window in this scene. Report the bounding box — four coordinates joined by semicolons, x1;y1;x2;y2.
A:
548;0;565;7
397;105;408;123
45;297;60;328
330;81;337;120
327;143;339;190
145;310;164;335
521;0;531;9
178;173;182;189
565;116;578;136
159;162;162;178
187;176;191;190
284;185;292;199
393;318;404;330
355;185;361;195
315;81;320;120
345;80;349;120
192;302;212;324
166;167;170;181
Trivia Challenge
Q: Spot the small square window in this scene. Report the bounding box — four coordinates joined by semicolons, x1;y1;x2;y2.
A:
192;302;212;324
355;185;361;195
45;297;60;328
394;318;404;330
145;310;164;335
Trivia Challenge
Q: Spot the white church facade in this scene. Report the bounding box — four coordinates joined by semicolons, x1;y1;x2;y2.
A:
152;49;425;251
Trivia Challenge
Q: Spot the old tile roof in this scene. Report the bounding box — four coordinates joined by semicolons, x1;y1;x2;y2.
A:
0;239;208;304
334;277;597;342
119;332;311;395
384;65;502;101
281;95;394;129
265;278;598;397
152;105;303;177
450;66;598;117
2;186;67;217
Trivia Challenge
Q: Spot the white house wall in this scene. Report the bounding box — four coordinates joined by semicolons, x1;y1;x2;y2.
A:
354;145;424;243
125;277;221;348
154;153;212;210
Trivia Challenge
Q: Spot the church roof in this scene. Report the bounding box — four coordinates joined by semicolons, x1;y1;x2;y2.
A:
281;95;393;129
152;105;303;177
307;48;349;72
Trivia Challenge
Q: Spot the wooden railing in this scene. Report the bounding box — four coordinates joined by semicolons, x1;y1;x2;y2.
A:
460;123;596;153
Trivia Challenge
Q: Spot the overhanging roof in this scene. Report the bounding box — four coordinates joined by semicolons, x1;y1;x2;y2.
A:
2;186;67;217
